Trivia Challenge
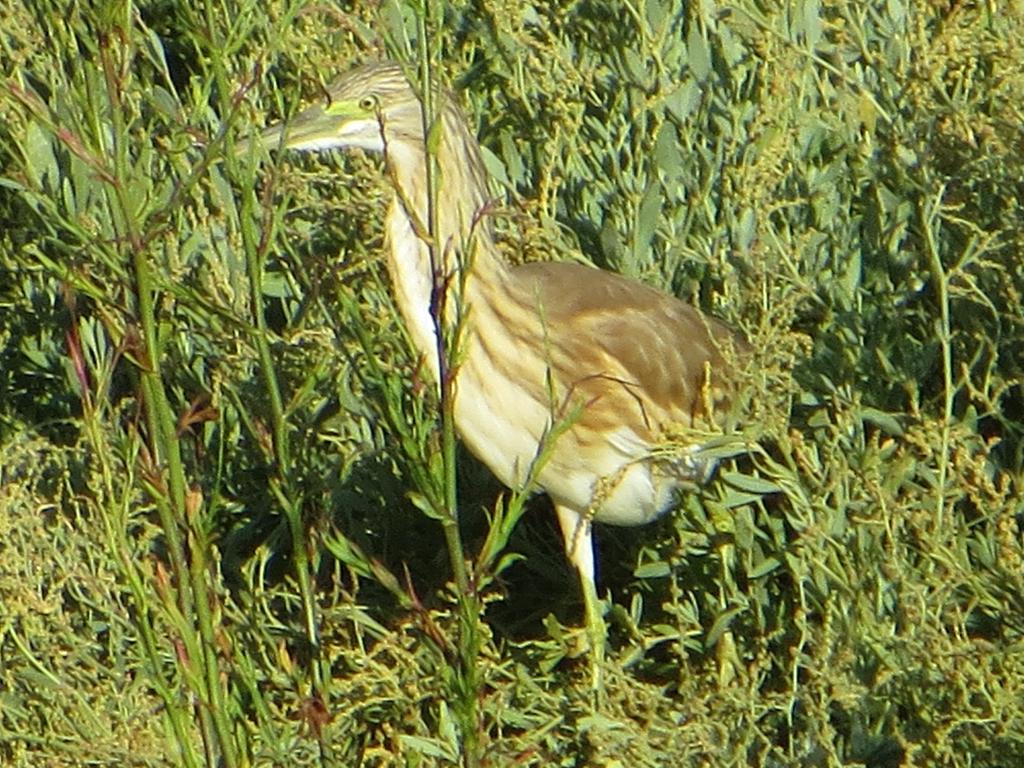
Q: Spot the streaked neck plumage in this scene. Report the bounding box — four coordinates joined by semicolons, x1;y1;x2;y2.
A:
380;99;505;381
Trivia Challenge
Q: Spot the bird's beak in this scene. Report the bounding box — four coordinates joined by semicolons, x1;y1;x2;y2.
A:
236;98;367;158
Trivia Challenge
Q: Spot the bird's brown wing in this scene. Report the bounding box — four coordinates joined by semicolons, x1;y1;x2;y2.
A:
507;261;740;428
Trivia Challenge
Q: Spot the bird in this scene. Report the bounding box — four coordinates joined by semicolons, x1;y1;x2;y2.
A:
249;60;743;681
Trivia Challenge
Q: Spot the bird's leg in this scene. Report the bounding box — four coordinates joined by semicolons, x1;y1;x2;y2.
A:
555;505;606;691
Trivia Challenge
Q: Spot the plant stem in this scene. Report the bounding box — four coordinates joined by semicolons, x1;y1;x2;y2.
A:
98;34;238;768
920;184;953;531
416;8;481;764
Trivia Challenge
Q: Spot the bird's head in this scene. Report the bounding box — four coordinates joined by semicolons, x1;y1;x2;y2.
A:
252;62;424;155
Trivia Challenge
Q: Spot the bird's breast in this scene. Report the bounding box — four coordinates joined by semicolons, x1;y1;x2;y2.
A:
453;316;690;527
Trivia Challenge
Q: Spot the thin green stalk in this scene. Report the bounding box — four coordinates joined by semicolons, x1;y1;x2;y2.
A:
237;180;323;678
96;36;238;767
921;184;953;531
205;3;323;704
418;29;469;595
106;94;224;768
77;357;203;768
415;9;481;765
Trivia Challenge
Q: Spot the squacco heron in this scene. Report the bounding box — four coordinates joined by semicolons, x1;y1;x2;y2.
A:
253;61;741;674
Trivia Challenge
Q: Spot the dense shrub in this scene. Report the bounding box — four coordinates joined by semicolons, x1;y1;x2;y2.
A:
2;1;1022;765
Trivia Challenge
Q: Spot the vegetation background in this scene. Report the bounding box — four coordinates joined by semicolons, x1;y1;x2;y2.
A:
2;0;1022;765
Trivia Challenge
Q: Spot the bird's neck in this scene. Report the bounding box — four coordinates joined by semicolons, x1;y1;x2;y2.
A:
383;123;506;381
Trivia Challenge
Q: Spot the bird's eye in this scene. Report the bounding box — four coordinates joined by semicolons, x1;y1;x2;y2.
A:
358;95;378;111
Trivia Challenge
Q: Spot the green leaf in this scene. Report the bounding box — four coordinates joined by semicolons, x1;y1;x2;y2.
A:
646;0;667;32
860;407;904;436
426;115;444;156
150;86;180;120
398;735;458;761
722;471;783;495
687;25;711;82
634;561;671;579
749;557;781;579
800;0;823;48
624;48;650;89
24;122;57;191
654;121;683;179
719;490;760;509
665;81;700;122
407;491;442;520
479;143;509;187
735;207;756;253
705;607;743;647
499;131;527;186
494;551;525;576
635;180;662;254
